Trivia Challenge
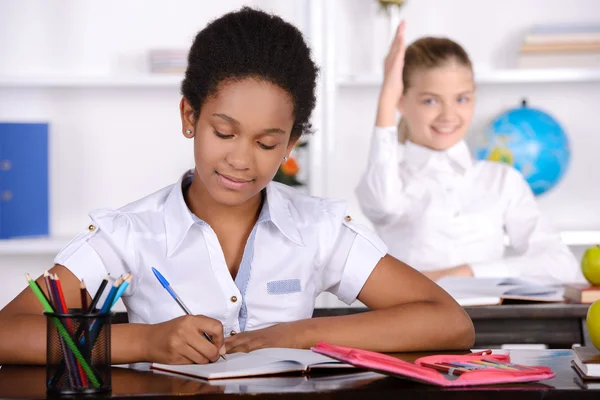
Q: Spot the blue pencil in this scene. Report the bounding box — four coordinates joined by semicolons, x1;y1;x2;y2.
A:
87;277;123;342
99;277;122;315
111;274;131;308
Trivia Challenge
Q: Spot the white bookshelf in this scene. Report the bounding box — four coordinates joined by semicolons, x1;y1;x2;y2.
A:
0;74;183;88
0;236;72;256
337;68;600;87
3;68;594;90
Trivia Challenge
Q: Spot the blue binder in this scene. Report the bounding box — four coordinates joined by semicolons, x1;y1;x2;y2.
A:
0;123;49;238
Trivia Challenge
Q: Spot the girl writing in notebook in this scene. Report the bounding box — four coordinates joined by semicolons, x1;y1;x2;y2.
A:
356;22;582;283
0;8;473;366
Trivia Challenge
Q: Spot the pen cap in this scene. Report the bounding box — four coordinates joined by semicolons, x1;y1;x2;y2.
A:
152;267;171;288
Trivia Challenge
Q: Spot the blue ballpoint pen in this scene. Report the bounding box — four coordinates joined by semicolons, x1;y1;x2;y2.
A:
151;267;226;360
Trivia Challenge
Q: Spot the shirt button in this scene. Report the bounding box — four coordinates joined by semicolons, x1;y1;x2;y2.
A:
230;296;238;303
88;224;96;231
344;215;352;222
230;330;237;336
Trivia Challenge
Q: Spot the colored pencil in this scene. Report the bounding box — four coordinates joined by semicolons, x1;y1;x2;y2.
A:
48;274;81;388
482;358;535;371
79;280;92;370
88;274;110;313
421;362;468;376
43;271;56;309
470;360;518;370
447;361;486;370
25;274;100;387
111;274;132;308
53;274;87;387
87;277;122;343
72;274;110;348
100;277;122;314
80;280;89;313
44;274;73;389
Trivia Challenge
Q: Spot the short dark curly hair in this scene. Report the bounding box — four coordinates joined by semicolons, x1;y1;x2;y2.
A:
181;7;319;139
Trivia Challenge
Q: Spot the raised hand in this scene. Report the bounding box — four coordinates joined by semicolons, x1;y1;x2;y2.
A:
376;20;406;127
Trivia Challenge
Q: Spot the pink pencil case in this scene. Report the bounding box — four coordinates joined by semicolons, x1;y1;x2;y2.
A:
311;342;555;387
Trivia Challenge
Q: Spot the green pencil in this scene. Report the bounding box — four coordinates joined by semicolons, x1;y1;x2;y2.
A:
26;274;100;388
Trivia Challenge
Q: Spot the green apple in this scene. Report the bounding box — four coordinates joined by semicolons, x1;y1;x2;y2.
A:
582;245;600;285
587;300;600;351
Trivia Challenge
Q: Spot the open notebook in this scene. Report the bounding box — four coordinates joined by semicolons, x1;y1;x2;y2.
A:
150;348;354;380
178;371;384;393
436;277;564;306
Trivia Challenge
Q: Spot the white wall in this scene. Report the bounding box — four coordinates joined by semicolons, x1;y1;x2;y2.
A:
1;0;599;309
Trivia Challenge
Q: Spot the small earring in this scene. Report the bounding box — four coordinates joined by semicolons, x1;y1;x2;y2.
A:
185;129;193;136
283;156;288;162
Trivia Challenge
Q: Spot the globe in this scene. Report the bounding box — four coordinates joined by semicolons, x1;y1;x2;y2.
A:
475;100;571;196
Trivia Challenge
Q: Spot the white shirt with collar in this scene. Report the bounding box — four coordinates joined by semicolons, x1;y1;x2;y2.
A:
55;171;387;335
355;126;583;283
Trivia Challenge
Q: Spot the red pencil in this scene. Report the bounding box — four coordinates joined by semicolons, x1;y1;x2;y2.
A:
54;274;88;387
421;362;468;376
53;274;70;315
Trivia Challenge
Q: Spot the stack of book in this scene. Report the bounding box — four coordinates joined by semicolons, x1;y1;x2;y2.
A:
148;49;188;73
563;283;600;304
571;346;600;388
518;24;600;68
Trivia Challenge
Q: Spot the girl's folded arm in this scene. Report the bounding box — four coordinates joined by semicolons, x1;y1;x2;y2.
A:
0;264;148;365
290;255;475;353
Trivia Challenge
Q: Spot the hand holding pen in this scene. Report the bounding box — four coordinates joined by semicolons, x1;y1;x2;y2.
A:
151;267;227;362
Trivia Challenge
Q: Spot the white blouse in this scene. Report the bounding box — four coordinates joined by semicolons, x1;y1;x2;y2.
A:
355;126;583;283
55;171;387;335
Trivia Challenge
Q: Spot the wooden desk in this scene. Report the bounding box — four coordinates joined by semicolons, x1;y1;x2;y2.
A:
0;350;597;398
312;304;591;348
114;303;590;348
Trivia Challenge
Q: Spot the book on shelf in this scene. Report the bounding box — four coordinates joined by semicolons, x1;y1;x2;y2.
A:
148;49;188;74
527;24;600;35
521;42;600;53
524;24;600;44
435;277;564;306
150;348;354;380
563;283;600;304
572;346;600;379
525;32;600;45
519;23;600;68
517;52;600;68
